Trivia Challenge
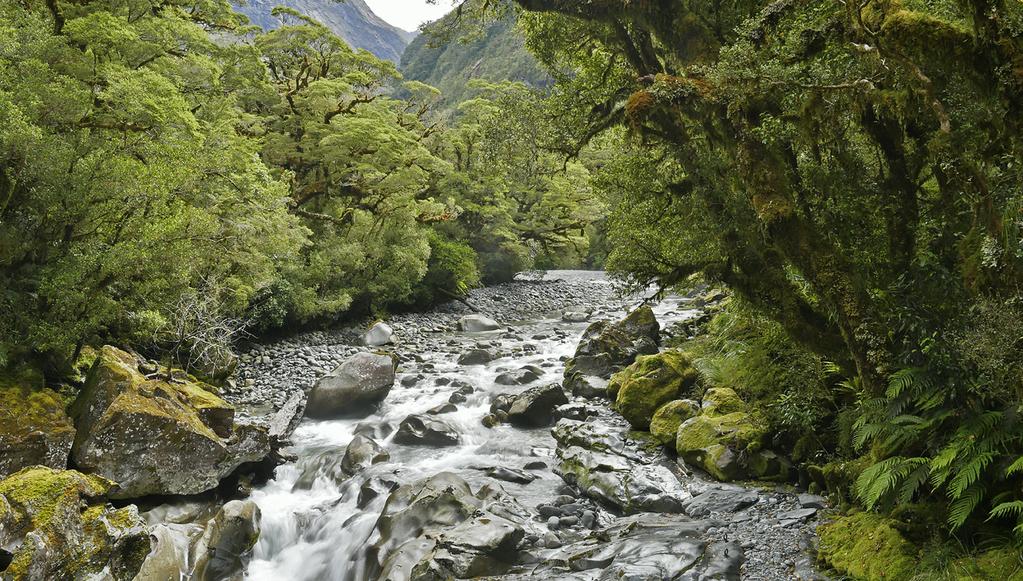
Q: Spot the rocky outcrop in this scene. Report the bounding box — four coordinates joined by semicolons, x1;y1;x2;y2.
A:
609;350;698;429
552;418;688;514
506;384;569;427
0;467;150;580
370;473;534;580
538;513;743;580
70;346;271;498
0;367;75;478
494;366;541;386
306;352;396;419
563;306;660;398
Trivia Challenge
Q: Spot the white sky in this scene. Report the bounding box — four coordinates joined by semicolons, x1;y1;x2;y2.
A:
364;0;455;32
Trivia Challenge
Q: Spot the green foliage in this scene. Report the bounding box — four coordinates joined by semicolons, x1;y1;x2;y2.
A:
405;231;482;308
0;0;305;366
509;0;1023;544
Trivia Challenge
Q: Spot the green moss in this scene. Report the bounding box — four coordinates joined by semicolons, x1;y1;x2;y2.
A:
701;387;747;416
818;512;919;581
649;399;699;445
612;350;697;429
954;548;1023;580
0;467;112;531
675;411;767;481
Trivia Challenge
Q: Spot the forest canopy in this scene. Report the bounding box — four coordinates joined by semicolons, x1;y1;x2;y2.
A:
0;0;602;370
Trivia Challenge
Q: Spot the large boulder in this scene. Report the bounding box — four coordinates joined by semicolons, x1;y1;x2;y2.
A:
649;399;700;445
563;306;660;398
363;322;394;347
0;467;151;580
506;384;569;427
70;346;271;498
0;367;75;478
190;500;261;581
457;315;502;332
393;415;460;447
610;350;698;429
306;352;396;419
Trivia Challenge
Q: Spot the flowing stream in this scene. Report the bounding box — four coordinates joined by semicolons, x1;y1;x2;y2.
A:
239;271;825;581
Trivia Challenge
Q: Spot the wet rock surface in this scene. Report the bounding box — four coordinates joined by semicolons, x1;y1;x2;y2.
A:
69;346;272;499
224;271;828;581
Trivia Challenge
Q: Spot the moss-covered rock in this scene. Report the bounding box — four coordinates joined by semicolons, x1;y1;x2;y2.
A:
675;411;765;481
649;399;699;445
563;306;660;397
611;351;697;429
70;346;270;498
954;547;1023;580
0;467;150;580
817;512;918;581
700;387;747;416
0;367;75;479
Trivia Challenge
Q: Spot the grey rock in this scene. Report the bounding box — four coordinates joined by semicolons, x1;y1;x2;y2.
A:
393;414;460;447
683;487;760;517
457;349;495;365
306;352;396;419
363;322;394;346
458;315;502;332
191;500;261;581
506;384;569;427
340;435;389;475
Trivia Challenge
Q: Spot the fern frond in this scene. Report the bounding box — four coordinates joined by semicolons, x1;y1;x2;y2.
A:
948;484;985;529
989;501;1023;520
1006;456;1023;477
949;452;994;498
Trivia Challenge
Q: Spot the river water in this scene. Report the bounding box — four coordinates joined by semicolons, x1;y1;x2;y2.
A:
240;271;824;581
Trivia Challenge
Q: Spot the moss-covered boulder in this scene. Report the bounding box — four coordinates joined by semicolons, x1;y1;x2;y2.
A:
611;351;697;429
70;346;271;498
700;387;747;416
0;368;75;479
675;411;765;481
0;467;150;580
648;399;700;445
817;512;918;581
563;306;660;398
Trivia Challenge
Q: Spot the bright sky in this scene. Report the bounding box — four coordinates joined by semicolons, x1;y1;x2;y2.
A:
364;0;455;32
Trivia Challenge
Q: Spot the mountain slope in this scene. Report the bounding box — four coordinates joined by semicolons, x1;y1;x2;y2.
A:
235;0;414;63
400;10;549;106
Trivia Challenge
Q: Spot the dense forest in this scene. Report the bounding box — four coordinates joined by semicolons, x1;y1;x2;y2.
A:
2;0;1023;579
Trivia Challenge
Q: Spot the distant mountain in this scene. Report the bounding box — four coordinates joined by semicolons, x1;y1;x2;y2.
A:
400;9;549;107
235;0;415;63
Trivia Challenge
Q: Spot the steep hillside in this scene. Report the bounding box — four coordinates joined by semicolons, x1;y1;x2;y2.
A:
400;10;549;106
235;0;414;63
